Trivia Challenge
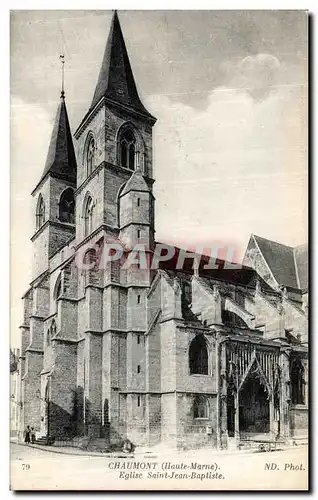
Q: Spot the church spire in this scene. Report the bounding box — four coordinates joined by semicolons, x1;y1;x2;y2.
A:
37;91;77;188
90;10;155;121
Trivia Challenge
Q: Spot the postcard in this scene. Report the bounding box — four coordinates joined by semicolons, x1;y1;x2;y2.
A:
10;9;308;491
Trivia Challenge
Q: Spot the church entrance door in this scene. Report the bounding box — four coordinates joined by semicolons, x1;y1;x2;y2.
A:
239;371;270;435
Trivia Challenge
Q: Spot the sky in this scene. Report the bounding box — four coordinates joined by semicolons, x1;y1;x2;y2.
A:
10;10;308;347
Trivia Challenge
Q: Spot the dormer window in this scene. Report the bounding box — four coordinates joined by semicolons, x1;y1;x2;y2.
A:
36;194;45;230
119;128;136;170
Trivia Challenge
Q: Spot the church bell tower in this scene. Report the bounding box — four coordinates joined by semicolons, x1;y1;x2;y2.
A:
73;11;156;254
31;89;77;279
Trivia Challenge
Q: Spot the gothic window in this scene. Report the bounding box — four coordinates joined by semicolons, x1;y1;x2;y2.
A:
119;128;136;170
46;329;50;346
182;281;192;306
193;395;209;419
51;320;57;336
181;281;192;317
59;188;75;224
36;194;45;229
86;136;95;176
290;358;305;405
53;275;62;313
84;196;94;237
189;335;209;375
117;183;126;228
83;248;98;286
49;319;57;341
54;276;62;300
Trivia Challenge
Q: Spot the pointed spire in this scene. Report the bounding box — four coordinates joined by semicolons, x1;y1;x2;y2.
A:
120;168;151;197
90;10;155;121
39;94;77;186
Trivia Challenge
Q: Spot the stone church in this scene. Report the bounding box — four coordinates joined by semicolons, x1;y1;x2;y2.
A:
17;11;308;450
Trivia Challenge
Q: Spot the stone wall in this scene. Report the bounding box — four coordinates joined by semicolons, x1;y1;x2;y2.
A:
243;236;279;291
176;393;218;450
49;340;77;438
22;351;43;431
290;407;308;437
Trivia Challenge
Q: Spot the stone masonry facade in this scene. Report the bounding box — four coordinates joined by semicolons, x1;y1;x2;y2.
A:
17;11;308;451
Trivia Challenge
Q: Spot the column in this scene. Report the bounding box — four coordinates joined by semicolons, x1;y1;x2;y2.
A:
219;341;228;449
234;391;239;442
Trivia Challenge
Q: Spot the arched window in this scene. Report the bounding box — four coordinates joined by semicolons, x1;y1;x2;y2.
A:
189;335;209;375
59;188;75;224
54;276;62;301
290;358;305;405
119;128;136;170
48;319;57;343
193;395;209;419
51;320;56;336
36;194;45;229
83;248;98;286
53;275;62;313
84;196;94;237
46;328;51;346
86;136;95;176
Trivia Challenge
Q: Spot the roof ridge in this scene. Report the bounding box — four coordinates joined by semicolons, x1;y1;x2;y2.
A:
253;233;294;250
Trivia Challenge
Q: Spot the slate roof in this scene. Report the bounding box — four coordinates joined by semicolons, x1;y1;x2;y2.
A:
89;11;155;122
39;95;77;186
157;243;274;293
253;235;308;290
120;167;151;196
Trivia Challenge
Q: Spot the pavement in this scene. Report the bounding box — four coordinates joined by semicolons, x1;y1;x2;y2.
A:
10;436;307;459
11;438;136;458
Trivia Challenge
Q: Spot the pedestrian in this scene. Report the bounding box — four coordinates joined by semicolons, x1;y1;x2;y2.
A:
24;425;31;444
122;439;134;453
31;428;36;444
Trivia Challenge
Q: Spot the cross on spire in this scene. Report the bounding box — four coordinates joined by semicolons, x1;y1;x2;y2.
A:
59;54;65;99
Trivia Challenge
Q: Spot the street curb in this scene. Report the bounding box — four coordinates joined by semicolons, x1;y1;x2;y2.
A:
11;439;307;459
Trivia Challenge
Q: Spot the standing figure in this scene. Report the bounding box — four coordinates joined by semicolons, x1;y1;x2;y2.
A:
24;425;31;444
31;428;36;444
